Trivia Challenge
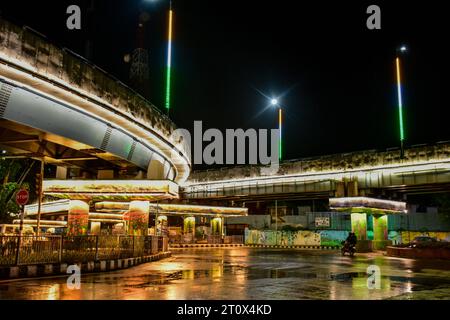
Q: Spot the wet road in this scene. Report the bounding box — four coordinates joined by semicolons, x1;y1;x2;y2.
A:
1;248;450;300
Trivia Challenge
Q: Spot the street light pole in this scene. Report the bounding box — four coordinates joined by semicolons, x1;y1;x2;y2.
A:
395;46;407;158
278;107;282;160
36;159;44;236
165;0;173;117
275;199;278;245
146;0;173;116
270;98;282;161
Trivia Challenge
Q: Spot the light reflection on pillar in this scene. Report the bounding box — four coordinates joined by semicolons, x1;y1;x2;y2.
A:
165;285;179;300
211;264;223;278
183;269;195;279
46;284;60;300
183;216;195;238
405;280;413;293
328;262;340;300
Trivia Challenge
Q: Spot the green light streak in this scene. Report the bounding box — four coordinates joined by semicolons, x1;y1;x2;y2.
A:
396;57;405;142
165;66;171;112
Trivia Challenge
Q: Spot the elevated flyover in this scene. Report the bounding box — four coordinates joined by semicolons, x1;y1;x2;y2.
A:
182;142;450;202
0;19;190;183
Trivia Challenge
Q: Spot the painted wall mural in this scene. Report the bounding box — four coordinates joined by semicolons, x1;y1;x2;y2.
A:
245;229;450;247
319;230;349;246
245;229;321;246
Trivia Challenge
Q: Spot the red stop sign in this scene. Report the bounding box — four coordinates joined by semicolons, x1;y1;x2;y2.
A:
16;189;29;206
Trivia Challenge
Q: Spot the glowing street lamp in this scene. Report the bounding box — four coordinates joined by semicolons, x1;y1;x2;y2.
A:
396;45;407;158
271;98;282;160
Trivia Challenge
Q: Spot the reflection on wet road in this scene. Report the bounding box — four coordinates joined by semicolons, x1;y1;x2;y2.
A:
1;248;450;300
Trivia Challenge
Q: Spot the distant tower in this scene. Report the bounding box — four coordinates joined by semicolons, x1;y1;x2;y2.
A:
129;12;150;98
85;0;95;61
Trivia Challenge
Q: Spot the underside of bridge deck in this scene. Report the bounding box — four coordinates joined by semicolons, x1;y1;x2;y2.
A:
0;119;139;177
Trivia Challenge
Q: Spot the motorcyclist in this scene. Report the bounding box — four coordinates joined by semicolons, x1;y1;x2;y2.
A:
345;232;357;247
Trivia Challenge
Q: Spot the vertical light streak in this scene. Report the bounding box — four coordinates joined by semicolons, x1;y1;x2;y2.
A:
396;57;405;142
278;107;282;160
165;9;173;114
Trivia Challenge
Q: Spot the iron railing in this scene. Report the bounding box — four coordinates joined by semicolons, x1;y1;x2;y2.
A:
0;235;166;266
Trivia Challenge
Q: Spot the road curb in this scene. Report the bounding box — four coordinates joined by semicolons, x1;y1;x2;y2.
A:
169;244;245;249
0;251;171;280
245;244;340;250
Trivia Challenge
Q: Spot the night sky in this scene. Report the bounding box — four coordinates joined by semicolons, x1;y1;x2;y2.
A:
1;1;449;166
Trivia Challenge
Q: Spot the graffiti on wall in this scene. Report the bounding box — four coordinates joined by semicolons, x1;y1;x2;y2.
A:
245;229;450;247
319;230;349;246
245;229;321;246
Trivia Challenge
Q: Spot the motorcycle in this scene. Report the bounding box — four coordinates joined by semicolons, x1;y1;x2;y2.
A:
341;240;356;257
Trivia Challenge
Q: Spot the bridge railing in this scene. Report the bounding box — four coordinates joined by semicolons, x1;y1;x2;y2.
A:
185;141;450;185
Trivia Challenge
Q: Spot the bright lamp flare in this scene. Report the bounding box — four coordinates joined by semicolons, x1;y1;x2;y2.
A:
271;98;278;106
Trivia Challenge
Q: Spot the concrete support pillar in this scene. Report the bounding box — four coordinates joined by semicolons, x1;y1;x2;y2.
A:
97;170;114;180
147;158;165;180
335;182;345;197
67;200;90;236
156;215;168;236
373;215;388;241
90;221;101;235
124;201;149;236
56;166;67;179
210;217;222;236
351;213;367;240
371;214;390;250
183;216;195;236
221;216;225;237
347;180;359;197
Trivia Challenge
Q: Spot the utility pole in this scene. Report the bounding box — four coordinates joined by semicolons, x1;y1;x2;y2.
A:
275;200;278;245
36;159;44;236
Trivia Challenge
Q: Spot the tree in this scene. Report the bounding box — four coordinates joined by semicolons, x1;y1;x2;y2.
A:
0;159;35;223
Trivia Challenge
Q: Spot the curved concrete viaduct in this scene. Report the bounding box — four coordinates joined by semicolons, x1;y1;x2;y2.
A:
0;20;190;183
183;142;450;202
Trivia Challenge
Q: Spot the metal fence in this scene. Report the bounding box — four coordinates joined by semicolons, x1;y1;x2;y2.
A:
0;235;167;266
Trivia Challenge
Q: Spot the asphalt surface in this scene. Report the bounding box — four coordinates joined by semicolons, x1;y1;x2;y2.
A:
1;248;450;300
